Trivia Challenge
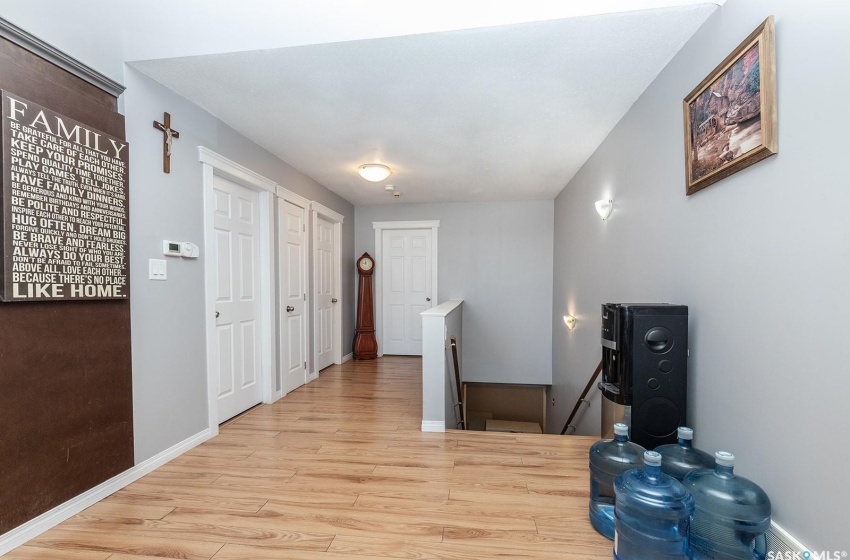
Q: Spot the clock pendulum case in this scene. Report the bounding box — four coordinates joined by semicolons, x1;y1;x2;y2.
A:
353;252;378;360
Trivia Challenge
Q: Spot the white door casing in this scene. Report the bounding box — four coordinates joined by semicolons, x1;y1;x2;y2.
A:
278;191;310;394
373;221;440;357
201;148;276;435
381;229;432;355
311;202;343;378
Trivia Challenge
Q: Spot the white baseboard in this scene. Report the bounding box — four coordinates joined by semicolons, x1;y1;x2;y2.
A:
421;420;445;432
0;428;212;556
341;352;353;363
766;520;810;555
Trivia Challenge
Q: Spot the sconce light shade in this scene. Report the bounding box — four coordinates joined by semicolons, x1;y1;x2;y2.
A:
595;198;613;220
564;314;577;330
357;163;392;182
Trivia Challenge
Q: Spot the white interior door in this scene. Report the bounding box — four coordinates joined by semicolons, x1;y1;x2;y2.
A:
381;229;432;355
281;199;308;393
213;175;263;423
315;216;335;371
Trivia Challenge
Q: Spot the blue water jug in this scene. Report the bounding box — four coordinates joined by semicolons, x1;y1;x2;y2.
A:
655;427;715;481
589;423;646;540
682;451;771;560
614;450;695;560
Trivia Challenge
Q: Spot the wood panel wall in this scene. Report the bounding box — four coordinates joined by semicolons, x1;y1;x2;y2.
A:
0;37;133;535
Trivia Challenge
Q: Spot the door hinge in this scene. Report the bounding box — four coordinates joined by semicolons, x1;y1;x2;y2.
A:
303;293;306;300
304;361;307;369
303;224;306;232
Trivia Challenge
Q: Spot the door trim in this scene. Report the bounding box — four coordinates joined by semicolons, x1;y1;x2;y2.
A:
277;186;311;397
200;147;277;436
311;201;343;380
372;220;440;357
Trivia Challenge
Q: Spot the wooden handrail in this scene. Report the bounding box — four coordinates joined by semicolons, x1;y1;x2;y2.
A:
560;360;603;435
450;337;465;429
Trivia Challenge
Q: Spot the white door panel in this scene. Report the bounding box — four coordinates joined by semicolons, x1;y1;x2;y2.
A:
214;176;263;423
381;229;432;355
281;200;308;394
316;216;335;370
240;321;257;387
217;325;234;397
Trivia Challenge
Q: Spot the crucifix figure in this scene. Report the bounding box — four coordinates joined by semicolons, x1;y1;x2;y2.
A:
153;112;180;173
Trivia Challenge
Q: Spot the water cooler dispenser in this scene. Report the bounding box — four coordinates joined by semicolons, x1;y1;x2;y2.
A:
599;303;688;449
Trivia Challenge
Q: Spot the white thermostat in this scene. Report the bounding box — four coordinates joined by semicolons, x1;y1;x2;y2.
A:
162;240;200;258
162;240;182;256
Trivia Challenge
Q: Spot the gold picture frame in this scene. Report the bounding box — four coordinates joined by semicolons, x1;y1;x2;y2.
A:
683;16;777;195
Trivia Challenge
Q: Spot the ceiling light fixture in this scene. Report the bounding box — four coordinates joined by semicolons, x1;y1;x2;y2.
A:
357;163;392;182
595;198;613;220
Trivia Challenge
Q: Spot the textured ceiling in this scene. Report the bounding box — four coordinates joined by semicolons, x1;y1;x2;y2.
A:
131;5;718;205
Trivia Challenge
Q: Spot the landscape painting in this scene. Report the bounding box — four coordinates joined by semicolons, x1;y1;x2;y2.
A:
683;16;776;195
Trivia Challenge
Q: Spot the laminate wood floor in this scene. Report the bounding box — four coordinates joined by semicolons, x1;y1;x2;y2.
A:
12;356;612;559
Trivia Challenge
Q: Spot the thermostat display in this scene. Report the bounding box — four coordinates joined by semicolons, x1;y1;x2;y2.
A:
162;240;182;256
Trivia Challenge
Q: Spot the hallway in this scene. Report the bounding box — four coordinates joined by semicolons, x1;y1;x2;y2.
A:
12;357;610;559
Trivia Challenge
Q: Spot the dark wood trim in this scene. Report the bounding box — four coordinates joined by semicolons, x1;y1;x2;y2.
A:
0;16;125;98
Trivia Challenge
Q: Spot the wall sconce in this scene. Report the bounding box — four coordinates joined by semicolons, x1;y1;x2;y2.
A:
595;198;613;220
563;314;577;330
357;163;392;182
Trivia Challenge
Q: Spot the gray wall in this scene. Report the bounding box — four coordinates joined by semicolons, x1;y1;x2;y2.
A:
356;201;553;385
551;1;849;549
124;68;355;462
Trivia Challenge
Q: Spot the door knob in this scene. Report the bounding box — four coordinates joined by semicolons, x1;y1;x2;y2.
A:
426;297;431;302
332;298;338;303
215;311;220;318
286;306;295;312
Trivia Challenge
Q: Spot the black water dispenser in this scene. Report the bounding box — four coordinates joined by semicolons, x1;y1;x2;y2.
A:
599;303;688;448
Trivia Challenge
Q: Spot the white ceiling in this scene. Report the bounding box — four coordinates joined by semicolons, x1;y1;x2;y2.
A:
0;1;722;205
46;0;723;64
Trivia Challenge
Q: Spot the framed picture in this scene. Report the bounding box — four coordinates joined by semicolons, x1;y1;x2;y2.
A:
683;16;776;195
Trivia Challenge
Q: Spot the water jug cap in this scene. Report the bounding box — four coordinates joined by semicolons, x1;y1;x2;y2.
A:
715;451;735;467
613;423;629;436
644;450;662;466
677;427;694;440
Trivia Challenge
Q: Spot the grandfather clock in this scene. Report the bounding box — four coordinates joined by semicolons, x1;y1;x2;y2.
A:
353;252;378;360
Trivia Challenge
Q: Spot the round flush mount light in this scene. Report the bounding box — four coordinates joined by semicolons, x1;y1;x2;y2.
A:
357;163;392;182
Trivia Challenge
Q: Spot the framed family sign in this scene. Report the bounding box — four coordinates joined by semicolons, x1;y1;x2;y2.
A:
683;16;777;195
1;90;129;301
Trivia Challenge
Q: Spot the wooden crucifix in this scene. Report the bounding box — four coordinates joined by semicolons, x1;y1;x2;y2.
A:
153;112;180;173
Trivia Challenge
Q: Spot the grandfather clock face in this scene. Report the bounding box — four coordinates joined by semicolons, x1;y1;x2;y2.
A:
358;255;374;273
